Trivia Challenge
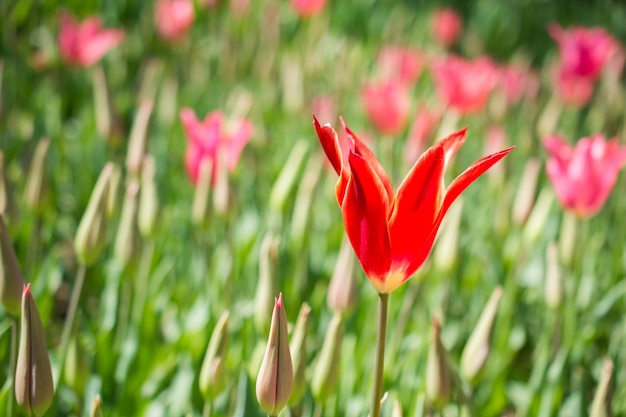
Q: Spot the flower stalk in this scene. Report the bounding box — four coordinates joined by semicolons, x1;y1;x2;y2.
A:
371;292;389;417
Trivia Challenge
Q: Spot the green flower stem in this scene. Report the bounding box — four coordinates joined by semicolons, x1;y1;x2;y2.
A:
202;402;211;417
133;240;155;326
56;264;87;389
371;292;389;417
8;317;17;417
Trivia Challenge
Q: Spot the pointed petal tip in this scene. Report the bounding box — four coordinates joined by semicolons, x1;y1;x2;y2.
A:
276;293;284;308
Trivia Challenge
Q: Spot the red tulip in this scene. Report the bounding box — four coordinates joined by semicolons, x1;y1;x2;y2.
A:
180;108;253;185
289;0;327;17
544;134;626;218
362;80;411;135
155;0;195;43
431;55;498;114
314;116;513;293
58;11;124;67
431;8;462;47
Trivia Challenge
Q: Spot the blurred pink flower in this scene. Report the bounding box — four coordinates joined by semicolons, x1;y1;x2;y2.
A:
548;24;622;106
377;46;424;86
155;0;195;42
431;55;498;114
405;105;441;165
180;108;253;185
289;0;327;17
362;81;411;135
58;11;124;67
431;8;462;47
498;64;540;104
544;134;626;218
311;95;336;126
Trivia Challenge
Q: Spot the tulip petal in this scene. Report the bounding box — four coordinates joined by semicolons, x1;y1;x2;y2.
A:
341;118;394;203
410;146;515;271
388;145;445;277
438;127;467;169
343;151;392;283
313;117;350;205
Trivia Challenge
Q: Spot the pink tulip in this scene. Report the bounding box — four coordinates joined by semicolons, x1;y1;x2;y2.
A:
362;80;411;136
431;55;498;114
548;24;621;106
180;108;253;186
431;8;462;47
377;46;424;86
155;0;195;42
58;11;124;67
544;134;626;218
498;64;540;104
289;0;327;17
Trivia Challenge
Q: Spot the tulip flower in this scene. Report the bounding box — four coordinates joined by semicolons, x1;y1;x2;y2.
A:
155;0;195;43
548;24;621;106
180;108;253;186
289;0;327;17
361;80;411;136
376;46;423;86
314;117;513;294
431;8;462;47
58;10;124;67
431;56;498;114
543;134;626;218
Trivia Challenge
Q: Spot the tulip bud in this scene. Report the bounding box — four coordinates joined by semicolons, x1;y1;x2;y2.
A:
590;359;613;417
426;317;454;407
512;158;540;226
545;242;562;309
138;155;159;238
93;65;123;143
256;294;293;416
191;158;213;226
0;214;24;317
90;395;103;417
15;284;54;417
460;287;502;383
311;313;343;403
213;149;230;215
74;163;113;265
24;137;50;212
114;181;140;268
433;197;463;272
255;234;280;334
327;237;358;315
522;188;553;246
269;141;309;215
126;99;154;178
289;302;311;405
199;311;229;402
106;163;122;218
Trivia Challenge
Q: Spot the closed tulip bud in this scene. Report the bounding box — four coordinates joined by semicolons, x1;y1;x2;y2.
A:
90;395;103;417
75;163;113;265
433;197;463;273
327;237;357;315
256;294;293;417
138;155;159;238
590;359;613;417
545;242;562;309
199;312;229;401
114;181;140;268
255;234;280;334
269;141;309;215
523;188;553;246
512;158;540;226
289;302;311;405
0;214;24;317
191;158;213;226
24;137;50;211
311;313;343;403
426;317;454;407
460;287;503;383
126;100;154;178
15;284;54;417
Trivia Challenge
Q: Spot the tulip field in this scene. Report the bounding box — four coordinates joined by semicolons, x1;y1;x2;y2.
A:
2;1;626;416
